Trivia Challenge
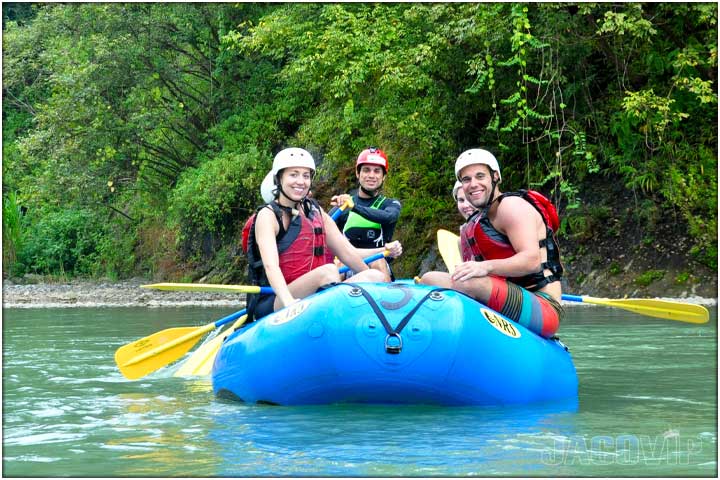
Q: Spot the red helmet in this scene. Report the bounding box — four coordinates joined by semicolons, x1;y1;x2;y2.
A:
356;147;388;173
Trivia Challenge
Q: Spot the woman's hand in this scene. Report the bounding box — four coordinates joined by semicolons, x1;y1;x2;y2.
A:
280;295;300;309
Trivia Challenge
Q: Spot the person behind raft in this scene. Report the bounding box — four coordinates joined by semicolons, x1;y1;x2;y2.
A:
248;148;386;320
328;147;402;281
453;179;478;262
420;149;564;338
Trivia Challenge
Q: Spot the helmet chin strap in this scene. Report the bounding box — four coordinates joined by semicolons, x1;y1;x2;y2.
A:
275;173;310;215
479;171;500;215
487;180;498;206
278;185;300;205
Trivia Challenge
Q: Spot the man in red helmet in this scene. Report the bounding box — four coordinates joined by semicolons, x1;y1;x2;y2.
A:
329;147;403;281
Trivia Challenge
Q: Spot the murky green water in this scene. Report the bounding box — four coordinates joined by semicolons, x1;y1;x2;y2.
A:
2;303;717;477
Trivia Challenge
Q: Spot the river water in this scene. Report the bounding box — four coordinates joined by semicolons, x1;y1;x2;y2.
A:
2;303;717;477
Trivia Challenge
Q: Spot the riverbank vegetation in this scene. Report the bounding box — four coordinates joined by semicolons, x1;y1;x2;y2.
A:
3;3;717;292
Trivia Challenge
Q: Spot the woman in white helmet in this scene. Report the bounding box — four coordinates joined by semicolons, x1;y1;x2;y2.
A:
246;148;385;321
452;180;478;262
421;148;564;339
453;180;477;221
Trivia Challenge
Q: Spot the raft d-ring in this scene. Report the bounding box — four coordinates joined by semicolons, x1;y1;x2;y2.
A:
385;333;403;354
429;291;445;301
348;287;363;297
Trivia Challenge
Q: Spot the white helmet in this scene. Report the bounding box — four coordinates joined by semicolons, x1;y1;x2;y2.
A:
452;180;463;201
261;147;316;203
260;172;275;203
271;147;315;176
454;148;501;182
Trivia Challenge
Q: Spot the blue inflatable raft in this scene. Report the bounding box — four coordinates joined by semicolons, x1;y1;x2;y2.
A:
212;282;578;406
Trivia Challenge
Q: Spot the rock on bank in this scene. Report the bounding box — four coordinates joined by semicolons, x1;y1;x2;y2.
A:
2;278;246;308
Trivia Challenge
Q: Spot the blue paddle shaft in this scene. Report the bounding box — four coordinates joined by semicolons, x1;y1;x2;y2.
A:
213;308;248;328
561;294;583;303
330;206;345;221
339;251;385;274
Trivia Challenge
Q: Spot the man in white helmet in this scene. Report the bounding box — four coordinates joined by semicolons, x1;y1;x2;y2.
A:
421;148;564;338
245;147;385;321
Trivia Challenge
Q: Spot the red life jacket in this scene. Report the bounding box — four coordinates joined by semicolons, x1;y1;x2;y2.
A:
465;189;563;291
244;198;331;286
278;206;331;284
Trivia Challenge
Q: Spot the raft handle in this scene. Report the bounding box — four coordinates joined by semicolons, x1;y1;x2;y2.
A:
385;333;403;354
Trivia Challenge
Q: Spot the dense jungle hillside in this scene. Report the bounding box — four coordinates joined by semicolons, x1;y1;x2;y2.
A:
3;3;717;298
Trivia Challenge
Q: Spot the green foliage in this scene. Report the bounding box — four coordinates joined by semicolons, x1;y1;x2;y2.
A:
634;269;666;287
15;208;109;277
169;147;270;244
2;192;24;271
3;3;37;27
635;199;660;230
2;3;717;281
675;272;690;285
227;3;477;183
565;205;613;243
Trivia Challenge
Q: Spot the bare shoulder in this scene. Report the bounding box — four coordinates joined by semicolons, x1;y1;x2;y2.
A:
496;195;538;229
497;195;534;215
255;205;281;232
256;205;276;222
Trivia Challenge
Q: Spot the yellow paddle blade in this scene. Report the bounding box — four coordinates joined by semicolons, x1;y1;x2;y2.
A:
115;323;214;380
581;297;710;324
173;316;248;377
172;334;225;378
142;283;262;294
437;229;462;274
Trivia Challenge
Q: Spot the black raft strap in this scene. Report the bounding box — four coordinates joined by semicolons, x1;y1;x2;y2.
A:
393;287;453;336
344;283;451;354
344;283;394;336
